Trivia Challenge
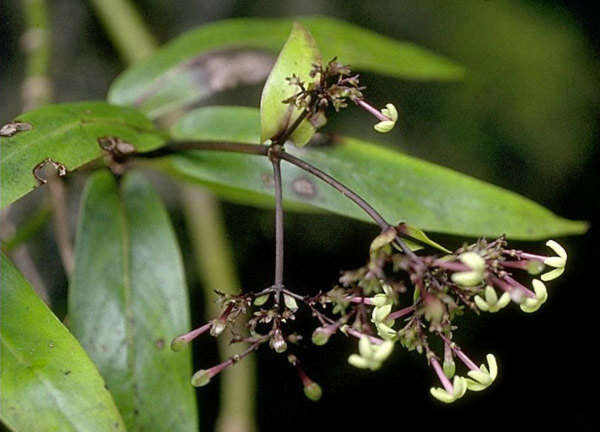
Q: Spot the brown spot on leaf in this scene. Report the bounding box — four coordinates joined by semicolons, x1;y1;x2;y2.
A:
0;120;32;137
154;338;165;350
135;49;275;107
262;173;274;188
33;159;67;185
292;176;317;198
307;132;337;147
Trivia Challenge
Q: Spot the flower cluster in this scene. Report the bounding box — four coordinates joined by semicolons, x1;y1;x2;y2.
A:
283;57;398;134
170;224;566;403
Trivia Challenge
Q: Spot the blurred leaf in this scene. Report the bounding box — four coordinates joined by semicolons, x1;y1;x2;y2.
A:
0;102;166;209
69;171;197;432
165;106;586;239
398;223;451;254
0;253;126;432
260;22;320;146
107;16;464;118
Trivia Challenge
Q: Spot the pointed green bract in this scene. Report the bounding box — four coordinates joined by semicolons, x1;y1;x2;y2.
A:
166;106;587;239
69;170;198;432
0;102;165;209
260;22;320;146
0;253;126;432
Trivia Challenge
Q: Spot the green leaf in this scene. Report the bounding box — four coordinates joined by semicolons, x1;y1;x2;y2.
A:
108;16;464;118
0;253;126;432
0;102;166;209
69;170;197;431
260;22;320;146
165;106;587;240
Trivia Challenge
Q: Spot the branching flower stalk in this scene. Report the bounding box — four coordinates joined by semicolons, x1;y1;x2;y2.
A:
167;58;568;403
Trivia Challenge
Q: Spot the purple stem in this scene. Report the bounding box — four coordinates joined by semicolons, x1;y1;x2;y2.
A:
453;349;480;372
388;306;415;321
177;322;212;343
504;275;536;299
431;357;454;394
345;327;383;345
347;296;375;305
357;100;390;122
518;252;547;262
500;260;530;270
433;260;470;272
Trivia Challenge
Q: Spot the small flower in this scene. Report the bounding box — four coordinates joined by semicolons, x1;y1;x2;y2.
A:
474;285;511;312
541;240;567;281
464;354;498;391
451;252;486;287
270;329;288;353
373;103;398;133
311;324;337;346
429;355;468;403
519;279;548;313
356;100;398;133
348;336;394;370
430;375;468;404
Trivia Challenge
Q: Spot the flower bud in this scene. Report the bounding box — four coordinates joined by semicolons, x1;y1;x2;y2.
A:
170;336;189;352
270;331;287;353
191;370;211;387
311;327;331;346
303;382;322;401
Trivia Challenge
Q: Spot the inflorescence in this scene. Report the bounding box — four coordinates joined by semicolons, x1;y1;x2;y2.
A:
170;57;567;403
171;227;566;403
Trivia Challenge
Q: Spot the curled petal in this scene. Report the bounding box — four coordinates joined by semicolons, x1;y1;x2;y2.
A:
375;322;398;340
348;354;370;369
486;354;498;380
467;369;492;386
546;240;567;261
484;285;498;304
372;340;394;362
496;292;511;310
474;295;489;311
371;293;389;307
532;279;548;303
374;120;395;133
453;376;468;398
541;266;564;281
520;298;542;313
430;387;456;403
372;304;392;323
381;103;398;121
465;378;487;392
358;336;372;358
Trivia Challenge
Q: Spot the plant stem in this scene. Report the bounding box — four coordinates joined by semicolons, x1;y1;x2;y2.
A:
270;154;285;304
272;149;391;230
89;0;157;64
47;172;74;276
21;0;52;110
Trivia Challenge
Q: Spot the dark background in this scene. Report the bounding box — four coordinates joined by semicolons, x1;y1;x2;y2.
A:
1;0;598;429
